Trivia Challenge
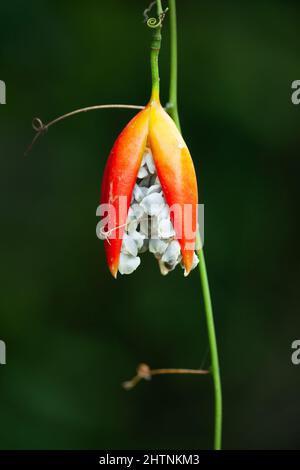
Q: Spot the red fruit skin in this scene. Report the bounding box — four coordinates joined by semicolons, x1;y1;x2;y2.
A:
149;101;198;275
101;107;150;277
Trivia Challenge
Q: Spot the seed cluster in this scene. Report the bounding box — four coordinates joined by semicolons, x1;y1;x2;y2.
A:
118;148;199;275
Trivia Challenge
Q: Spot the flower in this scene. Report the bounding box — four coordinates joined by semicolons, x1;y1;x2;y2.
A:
99;98;199;278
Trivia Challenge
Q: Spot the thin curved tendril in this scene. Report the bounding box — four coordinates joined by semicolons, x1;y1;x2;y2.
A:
143;1;157;22
144;0;168;29
24;104;144;157
147;14;165;28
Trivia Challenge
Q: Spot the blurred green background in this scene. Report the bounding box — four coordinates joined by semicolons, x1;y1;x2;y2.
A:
1;0;300;450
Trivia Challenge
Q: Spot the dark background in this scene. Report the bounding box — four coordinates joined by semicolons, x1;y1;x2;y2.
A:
1;0;300;450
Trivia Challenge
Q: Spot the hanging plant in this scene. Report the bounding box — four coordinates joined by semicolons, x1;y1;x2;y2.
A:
26;0;222;451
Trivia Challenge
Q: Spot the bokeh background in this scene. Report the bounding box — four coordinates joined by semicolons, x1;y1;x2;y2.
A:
1;0;300;450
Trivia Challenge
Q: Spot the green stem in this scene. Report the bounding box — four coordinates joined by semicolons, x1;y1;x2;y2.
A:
168;0;181;130
167;0;222;450
150;0;163;101
197;236;222;450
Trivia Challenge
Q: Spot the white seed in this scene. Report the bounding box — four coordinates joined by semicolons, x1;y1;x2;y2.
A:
133;184;147;203
139;217;150;237
127;207;134;219
149;239;168;257
131;230;145;250
127;219;138;234
161;240;181;265
126;207;138;234
137;166;148;179
140;192;165;217
150;217;160;239
131;202;145;221
147;184;161;195
158;259;170;276
158;218;175;239
139;238;149;253
122;233;138;257
119;253;141;275
158;204;170;220
145;151;156;174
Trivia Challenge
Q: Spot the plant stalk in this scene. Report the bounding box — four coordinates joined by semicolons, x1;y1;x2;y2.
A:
167;0;223;450
150;0;163;101
168;0;181;129
196;236;222;450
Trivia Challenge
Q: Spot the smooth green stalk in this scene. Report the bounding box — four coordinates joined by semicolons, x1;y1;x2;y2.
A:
149;0;163;101
167;0;222;450
196;236;222;450
168;0;181;129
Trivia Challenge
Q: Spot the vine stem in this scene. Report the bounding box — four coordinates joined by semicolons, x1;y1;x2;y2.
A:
167;0;222;450
196;238;222;450
168;0;180;129
150;0;163;100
